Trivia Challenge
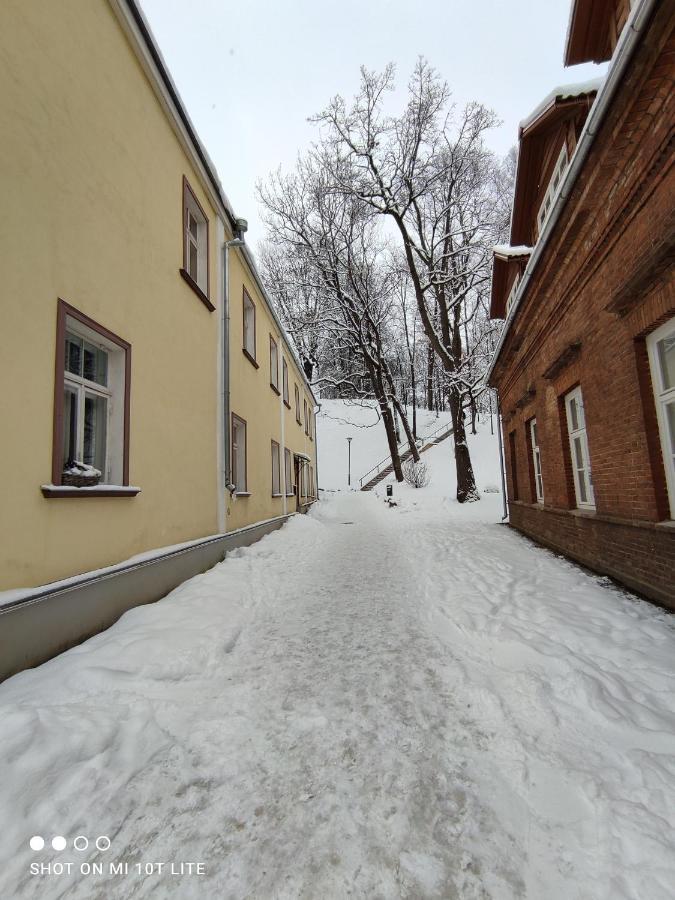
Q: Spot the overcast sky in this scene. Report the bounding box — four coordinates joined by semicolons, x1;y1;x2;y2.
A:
140;0;606;247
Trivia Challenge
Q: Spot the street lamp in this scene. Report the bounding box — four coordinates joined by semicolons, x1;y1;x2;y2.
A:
347;437;353;488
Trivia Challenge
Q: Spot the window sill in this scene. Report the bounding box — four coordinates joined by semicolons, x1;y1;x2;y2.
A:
235;491;251;497
243;348;259;369
271;384;281;396
41;484;141;498
284;400;292;410
272;492;283;498
296;417;302;425
179;268;215;312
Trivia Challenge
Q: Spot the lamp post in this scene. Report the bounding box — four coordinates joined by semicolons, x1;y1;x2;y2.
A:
347;437;352;488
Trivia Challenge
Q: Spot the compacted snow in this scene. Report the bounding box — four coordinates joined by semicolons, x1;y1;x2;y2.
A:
1;433;674;899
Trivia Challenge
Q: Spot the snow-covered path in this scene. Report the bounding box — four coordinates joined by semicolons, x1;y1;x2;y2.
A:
2;490;674;899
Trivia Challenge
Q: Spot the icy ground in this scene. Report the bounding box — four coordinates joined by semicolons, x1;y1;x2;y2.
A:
2;447;675;898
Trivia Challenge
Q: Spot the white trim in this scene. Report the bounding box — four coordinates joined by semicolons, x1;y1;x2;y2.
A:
530;418;544;503
647;317;675;519
565;386;595;509
537;143;569;236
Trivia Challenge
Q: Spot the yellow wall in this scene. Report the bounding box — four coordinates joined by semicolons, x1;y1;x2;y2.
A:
227;253;317;532
0;0;222;589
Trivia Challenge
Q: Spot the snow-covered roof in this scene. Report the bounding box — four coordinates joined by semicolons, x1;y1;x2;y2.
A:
519;77;604;133
493;244;533;259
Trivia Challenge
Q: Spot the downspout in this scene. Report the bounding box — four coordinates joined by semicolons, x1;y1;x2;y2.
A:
221;220;248;529
313;402;321;499
280;365;287;517
496;395;508;521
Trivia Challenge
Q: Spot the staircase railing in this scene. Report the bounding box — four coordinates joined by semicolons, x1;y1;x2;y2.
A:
357;420;453;488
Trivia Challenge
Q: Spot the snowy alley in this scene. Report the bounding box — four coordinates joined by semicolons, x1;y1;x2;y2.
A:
2;461;675;899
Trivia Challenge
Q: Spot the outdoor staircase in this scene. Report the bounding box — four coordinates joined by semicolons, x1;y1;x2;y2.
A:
359;423;454;491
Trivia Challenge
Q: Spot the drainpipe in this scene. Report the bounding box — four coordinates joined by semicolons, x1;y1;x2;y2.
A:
496;395;508;522
221;219;248;530
314;402;321;499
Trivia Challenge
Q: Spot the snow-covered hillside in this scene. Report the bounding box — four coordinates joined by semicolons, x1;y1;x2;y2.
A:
316;398;502;501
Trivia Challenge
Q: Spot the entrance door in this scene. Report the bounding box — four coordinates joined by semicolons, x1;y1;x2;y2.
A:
294;457;302;512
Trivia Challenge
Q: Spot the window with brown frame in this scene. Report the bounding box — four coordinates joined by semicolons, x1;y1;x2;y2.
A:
282;358;290;406
44;299;137;498
180;176;212;310
243;289;257;366
271;440;281;496
284;447;293;496
304;399;309;435
270;336;279;392
295;384;301;423
232;414;248;494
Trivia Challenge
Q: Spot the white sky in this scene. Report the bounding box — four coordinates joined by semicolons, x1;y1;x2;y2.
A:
139;0;606;247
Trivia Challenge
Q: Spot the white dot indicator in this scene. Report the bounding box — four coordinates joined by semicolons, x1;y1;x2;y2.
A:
29;836;44;851
74;836;89;851
52;836;67;852
96;836;111;852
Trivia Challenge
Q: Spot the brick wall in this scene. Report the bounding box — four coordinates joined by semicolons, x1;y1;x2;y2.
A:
493;2;675;608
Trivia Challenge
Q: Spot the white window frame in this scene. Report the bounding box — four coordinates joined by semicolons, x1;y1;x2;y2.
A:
270;336;279;390
537;144;568;236
505;274;520;316
183;179;208;295
243;290;256;360
565;386;595;509
63;318;126;484
529;418;544;503
231;414;247;494
282;358;289;405
271;440;281;496
647;317;675;518
284;447;293;496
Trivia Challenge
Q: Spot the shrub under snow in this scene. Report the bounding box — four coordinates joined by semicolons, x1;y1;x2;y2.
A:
402;458;430;489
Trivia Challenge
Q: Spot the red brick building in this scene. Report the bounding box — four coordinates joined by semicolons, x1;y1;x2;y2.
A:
487;0;674;609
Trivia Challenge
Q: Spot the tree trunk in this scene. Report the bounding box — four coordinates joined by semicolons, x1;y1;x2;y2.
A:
426;343;434;409
392;396;420;462
411;366;417;439
449;386;479;502
380;404;404;482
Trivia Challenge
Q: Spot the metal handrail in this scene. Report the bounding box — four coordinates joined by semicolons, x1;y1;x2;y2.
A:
357;420;453;488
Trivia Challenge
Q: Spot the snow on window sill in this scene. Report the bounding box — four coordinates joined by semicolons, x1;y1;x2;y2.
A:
271;492;283;498
41;484;141;498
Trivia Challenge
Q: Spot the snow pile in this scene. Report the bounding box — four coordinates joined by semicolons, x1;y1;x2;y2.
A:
492;244;532;258
317;399;453;491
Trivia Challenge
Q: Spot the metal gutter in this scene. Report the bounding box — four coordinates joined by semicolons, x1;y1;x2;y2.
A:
485;0;658;385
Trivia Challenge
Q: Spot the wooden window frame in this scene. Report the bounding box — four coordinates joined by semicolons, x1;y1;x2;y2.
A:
646;317;675;518
231;413;249;495
564;385;595;509
537;144;568;237
46;299;136;498
270;336;280;393
271;439;282;496
508;430;519;501
179;176;213;311
304;398;309;435
294;383;301;422
282;358;290;408
242;288;258;368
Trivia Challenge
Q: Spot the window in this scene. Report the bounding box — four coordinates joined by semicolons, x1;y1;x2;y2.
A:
509;430;519;501
243;289;257;364
282;358;290;406
505;274;520;317
565;386;595;509
48;300;132;495
284;447;293;496
270;337;279;392
647;318;675;518
304;399;309;435
537;144;568;236
232;414;247;494
180;177;212;310
295;384;301;423
271;440;281;496
309;465;315;498
529;418;544;503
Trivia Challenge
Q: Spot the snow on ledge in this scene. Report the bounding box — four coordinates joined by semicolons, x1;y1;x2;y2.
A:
493;244;533;258
519;77;605;132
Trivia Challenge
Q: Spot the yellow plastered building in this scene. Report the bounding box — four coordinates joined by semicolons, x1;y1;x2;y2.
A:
0;0;318;592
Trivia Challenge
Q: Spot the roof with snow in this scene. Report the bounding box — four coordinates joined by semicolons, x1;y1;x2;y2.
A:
492;245;533;259
519;78;604;135
565;0;617;65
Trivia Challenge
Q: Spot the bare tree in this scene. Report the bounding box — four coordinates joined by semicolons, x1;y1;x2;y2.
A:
311;60;501;502
258;158;420;482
